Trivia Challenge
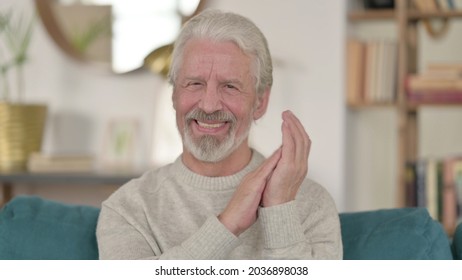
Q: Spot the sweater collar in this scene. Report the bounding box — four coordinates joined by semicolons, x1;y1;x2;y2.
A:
172;149;265;191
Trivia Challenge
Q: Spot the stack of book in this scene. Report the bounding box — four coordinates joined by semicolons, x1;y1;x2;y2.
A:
406;63;462;104
346;38;398;105
27;153;95;173
405;155;462;235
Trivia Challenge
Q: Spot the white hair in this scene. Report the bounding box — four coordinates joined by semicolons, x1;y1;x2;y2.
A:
168;9;273;95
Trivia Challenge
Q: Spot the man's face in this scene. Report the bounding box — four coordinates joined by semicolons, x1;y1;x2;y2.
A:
172;38;265;162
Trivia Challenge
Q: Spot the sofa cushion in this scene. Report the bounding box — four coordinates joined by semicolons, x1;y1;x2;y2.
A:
340;207;453;259
452;222;462;260
0;196;100;260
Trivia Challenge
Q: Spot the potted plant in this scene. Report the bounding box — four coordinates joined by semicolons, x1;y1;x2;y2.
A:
0;9;47;172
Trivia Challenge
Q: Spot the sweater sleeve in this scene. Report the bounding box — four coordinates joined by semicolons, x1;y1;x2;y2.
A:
97;204;240;260
258;187;343;259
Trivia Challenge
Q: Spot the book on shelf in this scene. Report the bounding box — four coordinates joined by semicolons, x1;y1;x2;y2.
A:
27;152;95;173
405;162;418;207
407;91;462;103
346;38;366;105
407;75;462;91
454;160;462;225
443;157;459;234
406;156;462;235
436;0;450;10
406;63;462;104
407;62;462;90
448;0;457;9
415;159;427;208
426;63;462;78
346;38;397;105
425;159;439;220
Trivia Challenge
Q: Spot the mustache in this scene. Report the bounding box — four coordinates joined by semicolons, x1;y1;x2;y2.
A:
186;109;237;123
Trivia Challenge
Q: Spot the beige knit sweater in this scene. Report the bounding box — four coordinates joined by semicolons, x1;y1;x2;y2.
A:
96;151;343;259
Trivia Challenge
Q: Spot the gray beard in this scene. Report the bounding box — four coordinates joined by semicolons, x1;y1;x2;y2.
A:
181;109;252;162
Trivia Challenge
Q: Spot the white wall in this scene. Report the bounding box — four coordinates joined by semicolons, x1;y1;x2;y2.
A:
1;0;346;210
345;19;399;211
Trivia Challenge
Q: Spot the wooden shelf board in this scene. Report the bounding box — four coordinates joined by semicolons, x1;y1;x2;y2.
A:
348;9;395;21
349;10;462;21
408;10;462;20
407;102;462;110
347;102;397;109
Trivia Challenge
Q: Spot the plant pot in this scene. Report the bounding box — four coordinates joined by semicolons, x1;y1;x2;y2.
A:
0;102;48;172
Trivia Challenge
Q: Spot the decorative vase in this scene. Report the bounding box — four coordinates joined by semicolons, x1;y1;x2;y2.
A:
0;102;47;172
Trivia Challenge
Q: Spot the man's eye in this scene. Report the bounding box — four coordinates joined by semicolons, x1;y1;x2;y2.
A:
224;84;239;91
185;82;203;89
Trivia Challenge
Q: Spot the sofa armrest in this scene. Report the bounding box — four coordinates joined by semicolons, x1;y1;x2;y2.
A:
0;196;100;260
340;208;453;260
452;222;462;260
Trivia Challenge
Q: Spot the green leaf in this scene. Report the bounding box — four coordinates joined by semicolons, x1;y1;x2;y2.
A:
0;9;35;101
70;15;111;53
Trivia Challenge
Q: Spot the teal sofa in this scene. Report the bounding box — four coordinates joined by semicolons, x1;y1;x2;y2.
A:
0;196;461;260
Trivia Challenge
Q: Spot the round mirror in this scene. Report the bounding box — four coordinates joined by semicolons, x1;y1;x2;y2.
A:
35;0;206;75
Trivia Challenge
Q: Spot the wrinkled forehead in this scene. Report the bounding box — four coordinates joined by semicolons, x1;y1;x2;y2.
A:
179;38;256;81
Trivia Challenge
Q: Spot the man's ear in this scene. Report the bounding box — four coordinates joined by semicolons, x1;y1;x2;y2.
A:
253;87;271;120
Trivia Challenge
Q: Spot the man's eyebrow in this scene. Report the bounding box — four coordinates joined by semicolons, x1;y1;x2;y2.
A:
222;79;244;86
181;76;204;82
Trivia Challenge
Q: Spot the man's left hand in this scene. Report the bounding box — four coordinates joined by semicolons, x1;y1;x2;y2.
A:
261;110;311;207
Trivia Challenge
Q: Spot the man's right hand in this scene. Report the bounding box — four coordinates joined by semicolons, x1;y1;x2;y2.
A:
218;148;281;236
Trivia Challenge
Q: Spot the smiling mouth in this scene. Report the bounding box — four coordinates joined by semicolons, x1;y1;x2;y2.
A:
196;120;227;129
186;109;235;133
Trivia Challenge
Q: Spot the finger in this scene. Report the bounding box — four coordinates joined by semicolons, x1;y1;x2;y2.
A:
282;112;310;184
285;111;310;164
250;147;282;185
281;111;296;163
258;147;282;177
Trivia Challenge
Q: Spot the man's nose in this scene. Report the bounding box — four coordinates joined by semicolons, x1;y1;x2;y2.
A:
198;86;223;113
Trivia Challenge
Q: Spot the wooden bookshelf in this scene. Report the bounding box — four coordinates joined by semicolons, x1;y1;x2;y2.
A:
347;0;462;230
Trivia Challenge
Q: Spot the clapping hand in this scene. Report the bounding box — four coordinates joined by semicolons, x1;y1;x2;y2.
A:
261;110;311;207
218;110;311;236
